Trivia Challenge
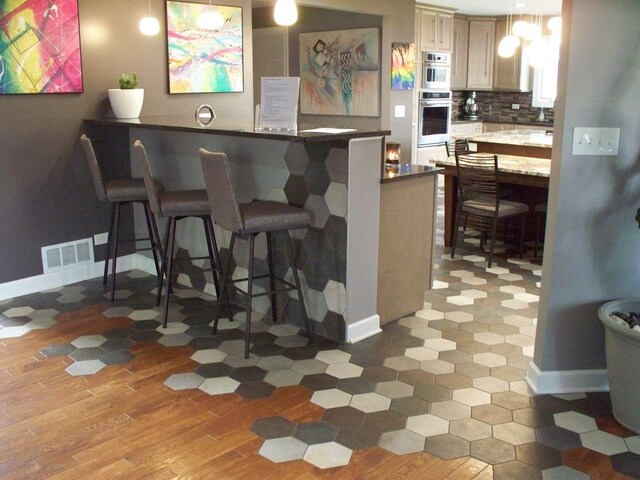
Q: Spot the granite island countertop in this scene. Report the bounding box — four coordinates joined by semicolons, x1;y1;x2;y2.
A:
381;163;443;183
468;129;553;149
434;153;550;178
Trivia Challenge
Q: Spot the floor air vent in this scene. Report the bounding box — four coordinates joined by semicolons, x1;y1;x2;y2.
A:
41;238;95;274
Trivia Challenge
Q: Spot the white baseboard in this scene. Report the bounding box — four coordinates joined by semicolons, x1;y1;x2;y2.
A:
526;361;610;394
345;314;381;343
0;254;157;301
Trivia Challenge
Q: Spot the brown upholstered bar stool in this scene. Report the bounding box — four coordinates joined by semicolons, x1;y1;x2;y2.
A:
534;202;547;258
133;140;226;328
80;134;162;301
199;148;314;359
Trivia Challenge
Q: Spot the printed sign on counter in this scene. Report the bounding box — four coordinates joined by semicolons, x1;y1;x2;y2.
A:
257;77;300;133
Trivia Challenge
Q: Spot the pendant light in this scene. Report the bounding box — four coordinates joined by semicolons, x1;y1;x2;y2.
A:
498;6;520;58
139;0;160;36
274;0;298;26
198;1;225;30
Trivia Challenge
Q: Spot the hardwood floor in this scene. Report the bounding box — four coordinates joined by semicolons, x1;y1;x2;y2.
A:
0;308;493;479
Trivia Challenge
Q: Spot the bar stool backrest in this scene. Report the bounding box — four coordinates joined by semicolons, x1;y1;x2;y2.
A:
133;140;164;217
199;149;244;234
80;134;108;202
454;152;500;208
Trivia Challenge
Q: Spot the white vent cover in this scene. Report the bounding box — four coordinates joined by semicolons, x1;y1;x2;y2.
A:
41;238;95;274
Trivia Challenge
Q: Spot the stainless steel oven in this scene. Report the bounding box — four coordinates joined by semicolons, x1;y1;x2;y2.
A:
422;52;451;90
417;90;452;147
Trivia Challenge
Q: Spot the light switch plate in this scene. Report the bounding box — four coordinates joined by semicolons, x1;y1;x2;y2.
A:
572;127;620;156
394;105;406;118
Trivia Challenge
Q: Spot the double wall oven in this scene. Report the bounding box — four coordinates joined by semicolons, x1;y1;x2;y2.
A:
418;52;452;147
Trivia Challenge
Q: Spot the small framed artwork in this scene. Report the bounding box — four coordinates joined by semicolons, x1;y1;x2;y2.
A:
166;1;243;94
391;42;416;90
0;0;83;94
300;27;380;116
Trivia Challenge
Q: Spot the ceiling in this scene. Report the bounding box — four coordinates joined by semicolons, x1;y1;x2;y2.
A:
416;0;562;16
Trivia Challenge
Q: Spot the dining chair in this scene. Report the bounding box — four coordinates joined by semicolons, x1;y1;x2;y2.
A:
445;138;470;157
133;139;226;328
451;152;529;267
199;148;314;359
80;134;162;301
534;201;547;258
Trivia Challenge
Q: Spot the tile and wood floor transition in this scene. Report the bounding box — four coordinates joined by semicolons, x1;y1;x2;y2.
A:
1;186;639;479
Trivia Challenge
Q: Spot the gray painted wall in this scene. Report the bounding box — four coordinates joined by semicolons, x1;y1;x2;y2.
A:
534;0;640;372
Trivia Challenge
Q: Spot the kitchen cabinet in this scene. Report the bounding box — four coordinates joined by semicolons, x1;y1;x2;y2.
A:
451;121;482;140
493;19;531;91
467;19;495;90
418;9;453;52
450;17;469;90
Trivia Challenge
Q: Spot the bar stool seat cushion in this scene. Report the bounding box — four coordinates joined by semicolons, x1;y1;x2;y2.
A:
239;201;312;234
159;189;210;217
104;178;148;202
462;199;529;218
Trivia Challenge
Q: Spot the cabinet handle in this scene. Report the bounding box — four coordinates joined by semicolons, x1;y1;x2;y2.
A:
453;30;459;74
440;19;443;44
432;18;436;44
484;32;489;77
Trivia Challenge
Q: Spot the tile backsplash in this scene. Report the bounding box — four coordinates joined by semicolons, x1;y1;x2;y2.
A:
452;90;554;125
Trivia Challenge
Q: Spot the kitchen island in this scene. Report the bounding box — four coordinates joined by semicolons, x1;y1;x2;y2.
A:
84;116;403;343
468;129;553;159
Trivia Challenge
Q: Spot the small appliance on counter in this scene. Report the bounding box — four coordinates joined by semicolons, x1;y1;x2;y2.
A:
463;91;480;120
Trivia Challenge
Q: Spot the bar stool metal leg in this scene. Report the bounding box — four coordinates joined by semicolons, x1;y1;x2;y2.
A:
104;203;117;286
212;233;236;335
244;234;256;359
266;232;278;323
142;202;162;278
285;231;313;342
162;217;178;328
110;202;122;301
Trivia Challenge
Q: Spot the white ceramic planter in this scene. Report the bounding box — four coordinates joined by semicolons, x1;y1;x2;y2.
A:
108;88;144;119
598;299;640;434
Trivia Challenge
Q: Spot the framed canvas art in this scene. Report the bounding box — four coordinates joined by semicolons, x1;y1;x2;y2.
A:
0;0;83;94
299;27;380;116
166;1;243;94
391;42;415;90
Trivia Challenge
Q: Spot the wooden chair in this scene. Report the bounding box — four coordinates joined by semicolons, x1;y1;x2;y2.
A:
445;138;470;157
451;152;529;267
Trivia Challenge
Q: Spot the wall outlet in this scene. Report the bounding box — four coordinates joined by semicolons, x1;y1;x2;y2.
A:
93;232;109;246
572;127;620;156
511;103;520;110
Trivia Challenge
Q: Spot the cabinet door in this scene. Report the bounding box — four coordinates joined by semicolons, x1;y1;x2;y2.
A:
467;20;495;90
451;17;469;89
493;19;531;91
438;13;453;52
420;10;437;51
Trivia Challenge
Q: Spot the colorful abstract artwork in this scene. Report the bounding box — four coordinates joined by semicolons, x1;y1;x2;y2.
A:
166;1;243;94
300;28;379;116
0;0;83;94
391;42;415;90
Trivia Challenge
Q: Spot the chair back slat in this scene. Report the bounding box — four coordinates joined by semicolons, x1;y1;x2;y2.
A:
80;134;108;202
446;139;471;157
133;140;164;216
199;148;244;233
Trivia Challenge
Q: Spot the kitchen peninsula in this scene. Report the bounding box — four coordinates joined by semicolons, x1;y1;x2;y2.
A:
84;116;437;344
435;129;552;247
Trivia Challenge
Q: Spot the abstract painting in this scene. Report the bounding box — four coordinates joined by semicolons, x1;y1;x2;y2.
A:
166;1;243;94
300;27;379;116
0;0;83;94
391;42;415;90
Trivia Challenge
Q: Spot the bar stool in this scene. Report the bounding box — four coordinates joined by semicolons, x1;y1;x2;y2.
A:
199;148;314;359
133;140;225;328
80;134;162;301
534;202;547;258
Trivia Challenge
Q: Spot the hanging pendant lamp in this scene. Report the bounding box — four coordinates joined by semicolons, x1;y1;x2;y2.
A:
139;0;160;36
198;1;225;30
274;0;298;26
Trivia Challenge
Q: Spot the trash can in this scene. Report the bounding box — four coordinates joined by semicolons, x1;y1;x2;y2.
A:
598;299;640;434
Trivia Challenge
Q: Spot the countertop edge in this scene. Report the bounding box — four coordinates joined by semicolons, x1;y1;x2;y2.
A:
381;165;443;183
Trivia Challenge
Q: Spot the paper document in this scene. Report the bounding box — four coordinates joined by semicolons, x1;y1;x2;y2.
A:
299;128;357;134
258;77;300;131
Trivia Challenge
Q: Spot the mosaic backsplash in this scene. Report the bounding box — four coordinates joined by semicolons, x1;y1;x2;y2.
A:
452;90;555;125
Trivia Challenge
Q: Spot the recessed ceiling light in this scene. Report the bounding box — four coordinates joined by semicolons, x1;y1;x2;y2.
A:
514;2;526;7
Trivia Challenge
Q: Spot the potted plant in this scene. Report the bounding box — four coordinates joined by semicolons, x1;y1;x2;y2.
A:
108;73;144;119
598;213;640;434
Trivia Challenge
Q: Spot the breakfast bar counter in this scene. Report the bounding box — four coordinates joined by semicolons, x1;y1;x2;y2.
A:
468;129;553;159
84;116;394;343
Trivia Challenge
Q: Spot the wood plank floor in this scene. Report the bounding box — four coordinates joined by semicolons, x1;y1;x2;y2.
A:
0;308;495;479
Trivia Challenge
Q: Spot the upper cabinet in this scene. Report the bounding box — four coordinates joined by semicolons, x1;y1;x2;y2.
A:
466;19;495;90
492;18;531;91
418;8;453;52
451;17;469;90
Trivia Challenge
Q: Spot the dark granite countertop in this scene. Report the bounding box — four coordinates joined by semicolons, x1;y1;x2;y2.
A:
84;116;390;143
381;164;443;184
